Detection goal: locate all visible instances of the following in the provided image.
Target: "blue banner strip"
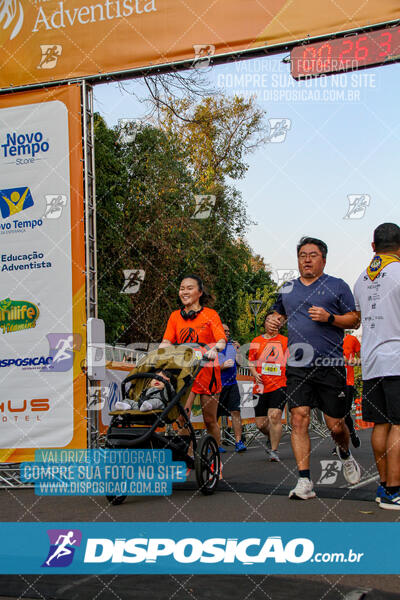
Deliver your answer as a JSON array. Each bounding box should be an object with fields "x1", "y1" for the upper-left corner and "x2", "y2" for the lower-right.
[{"x1": 0, "y1": 522, "x2": 399, "y2": 574}]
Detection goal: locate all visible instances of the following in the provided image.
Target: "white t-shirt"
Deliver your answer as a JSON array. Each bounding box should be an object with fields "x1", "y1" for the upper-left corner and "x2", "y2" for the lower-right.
[{"x1": 354, "y1": 260, "x2": 400, "y2": 379}]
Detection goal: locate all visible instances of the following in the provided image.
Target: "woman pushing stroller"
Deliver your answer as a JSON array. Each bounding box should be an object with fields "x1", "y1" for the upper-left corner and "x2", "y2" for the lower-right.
[{"x1": 159, "y1": 274, "x2": 227, "y2": 447}]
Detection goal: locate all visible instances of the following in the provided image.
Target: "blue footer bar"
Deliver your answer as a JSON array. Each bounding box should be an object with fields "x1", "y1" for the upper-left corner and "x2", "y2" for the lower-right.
[{"x1": 1, "y1": 522, "x2": 398, "y2": 574}]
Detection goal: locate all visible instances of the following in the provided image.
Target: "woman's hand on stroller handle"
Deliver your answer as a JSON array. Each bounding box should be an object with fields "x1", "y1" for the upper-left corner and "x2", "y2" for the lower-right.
[
  {"x1": 204, "y1": 347, "x2": 218, "y2": 361},
  {"x1": 204, "y1": 338, "x2": 226, "y2": 361}
]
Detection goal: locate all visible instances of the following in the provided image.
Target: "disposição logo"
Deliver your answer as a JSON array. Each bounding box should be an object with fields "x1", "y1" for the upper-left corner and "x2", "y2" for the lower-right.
[
  {"x1": 42, "y1": 529, "x2": 82, "y2": 568},
  {"x1": 0, "y1": 297, "x2": 39, "y2": 334}
]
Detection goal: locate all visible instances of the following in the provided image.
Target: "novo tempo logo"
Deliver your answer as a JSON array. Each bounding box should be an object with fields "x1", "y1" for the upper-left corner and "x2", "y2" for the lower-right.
[{"x1": 0, "y1": 187, "x2": 34, "y2": 219}]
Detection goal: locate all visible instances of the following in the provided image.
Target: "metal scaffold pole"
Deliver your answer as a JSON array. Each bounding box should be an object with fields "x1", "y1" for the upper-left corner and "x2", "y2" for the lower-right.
[
  {"x1": 81, "y1": 80, "x2": 100, "y2": 450},
  {"x1": 82, "y1": 81, "x2": 98, "y2": 320}
]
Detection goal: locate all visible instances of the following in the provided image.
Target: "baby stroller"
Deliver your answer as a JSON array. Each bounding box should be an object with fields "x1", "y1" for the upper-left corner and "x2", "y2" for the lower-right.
[{"x1": 105, "y1": 345, "x2": 221, "y2": 504}]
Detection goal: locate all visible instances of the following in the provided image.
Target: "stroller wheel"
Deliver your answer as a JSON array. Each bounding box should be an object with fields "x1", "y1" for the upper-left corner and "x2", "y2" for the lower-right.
[
  {"x1": 194, "y1": 434, "x2": 220, "y2": 495},
  {"x1": 106, "y1": 495, "x2": 127, "y2": 506}
]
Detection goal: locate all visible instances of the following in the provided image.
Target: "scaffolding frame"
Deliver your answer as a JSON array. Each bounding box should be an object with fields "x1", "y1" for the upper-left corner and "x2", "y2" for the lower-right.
[{"x1": 81, "y1": 81, "x2": 102, "y2": 451}]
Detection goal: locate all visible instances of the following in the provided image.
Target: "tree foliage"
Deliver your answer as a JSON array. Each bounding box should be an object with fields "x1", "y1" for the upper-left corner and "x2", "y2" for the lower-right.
[
  {"x1": 159, "y1": 95, "x2": 266, "y2": 188},
  {"x1": 95, "y1": 94, "x2": 276, "y2": 345}
]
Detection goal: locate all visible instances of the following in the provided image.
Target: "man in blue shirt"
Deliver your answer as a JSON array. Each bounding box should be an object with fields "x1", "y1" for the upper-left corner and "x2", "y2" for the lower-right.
[
  {"x1": 218, "y1": 324, "x2": 246, "y2": 453},
  {"x1": 271, "y1": 236, "x2": 361, "y2": 499}
]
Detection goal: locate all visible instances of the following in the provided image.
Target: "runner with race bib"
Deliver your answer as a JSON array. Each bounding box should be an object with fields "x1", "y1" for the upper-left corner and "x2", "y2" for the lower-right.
[{"x1": 249, "y1": 312, "x2": 288, "y2": 462}]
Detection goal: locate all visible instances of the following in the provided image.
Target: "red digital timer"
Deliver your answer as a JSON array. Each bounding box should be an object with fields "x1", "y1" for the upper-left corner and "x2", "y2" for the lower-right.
[{"x1": 291, "y1": 24, "x2": 400, "y2": 79}]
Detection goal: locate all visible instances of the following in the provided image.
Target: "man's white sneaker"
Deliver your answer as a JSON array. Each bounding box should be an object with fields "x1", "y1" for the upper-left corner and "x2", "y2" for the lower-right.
[
  {"x1": 289, "y1": 477, "x2": 316, "y2": 500},
  {"x1": 337, "y1": 448, "x2": 361, "y2": 484}
]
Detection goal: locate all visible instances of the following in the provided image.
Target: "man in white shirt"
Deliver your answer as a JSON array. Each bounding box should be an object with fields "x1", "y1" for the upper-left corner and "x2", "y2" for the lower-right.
[{"x1": 354, "y1": 222, "x2": 400, "y2": 510}]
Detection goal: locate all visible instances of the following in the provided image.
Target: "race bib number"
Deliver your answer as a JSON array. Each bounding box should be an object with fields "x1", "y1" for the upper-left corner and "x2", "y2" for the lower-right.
[{"x1": 261, "y1": 363, "x2": 281, "y2": 376}]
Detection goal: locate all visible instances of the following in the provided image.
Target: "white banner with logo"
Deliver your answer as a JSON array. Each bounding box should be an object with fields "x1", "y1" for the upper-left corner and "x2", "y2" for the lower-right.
[{"x1": 0, "y1": 100, "x2": 75, "y2": 448}]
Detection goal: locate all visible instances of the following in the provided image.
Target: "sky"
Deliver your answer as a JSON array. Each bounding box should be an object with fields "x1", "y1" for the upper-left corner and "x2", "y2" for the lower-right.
[{"x1": 93, "y1": 54, "x2": 400, "y2": 292}]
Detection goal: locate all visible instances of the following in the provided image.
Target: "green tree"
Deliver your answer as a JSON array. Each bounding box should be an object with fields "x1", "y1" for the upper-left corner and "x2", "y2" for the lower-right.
[
  {"x1": 159, "y1": 95, "x2": 266, "y2": 187},
  {"x1": 236, "y1": 284, "x2": 279, "y2": 344},
  {"x1": 94, "y1": 94, "x2": 275, "y2": 345},
  {"x1": 95, "y1": 114, "x2": 198, "y2": 343}
]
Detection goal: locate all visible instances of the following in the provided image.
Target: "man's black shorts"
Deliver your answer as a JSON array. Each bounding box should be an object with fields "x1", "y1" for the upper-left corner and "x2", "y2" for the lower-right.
[
  {"x1": 346, "y1": 385, "x2": 356, "y2": 412},
  {"x1": 362, "y1": 376, "x2": 400, "y2": 425},
  {"x1": 286, "y1": 366, "x2": 347, "y2": 419},
  {"x1": 254, "y1": 387, "x2": 287, "y2": 417},
  {"x1": 217, "y1": 383, "x2": 241, "y2": 417}
]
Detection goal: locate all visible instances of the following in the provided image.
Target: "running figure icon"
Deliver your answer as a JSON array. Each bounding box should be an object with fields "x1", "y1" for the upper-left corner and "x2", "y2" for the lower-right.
[
  {"x1": 52, "y1": 335, "x2": 74, "y2": 364},
  {"x1": 45, "y1": 531, "x2": 77, "y2": 567}
]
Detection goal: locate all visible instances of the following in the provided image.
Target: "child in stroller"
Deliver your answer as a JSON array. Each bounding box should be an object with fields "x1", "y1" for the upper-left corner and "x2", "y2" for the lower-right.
[
  {"x1": 105, "y1": 346, "x2": 221, "y2": 503},
  {"x1": 114, "y1": 369, "x2": 177, "y2": 412}
]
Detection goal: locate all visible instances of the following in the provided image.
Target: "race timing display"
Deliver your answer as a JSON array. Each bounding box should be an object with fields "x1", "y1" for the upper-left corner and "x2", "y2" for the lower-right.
[{"x1": 291, "y1": 24, "x2": 400, "y2": 79}]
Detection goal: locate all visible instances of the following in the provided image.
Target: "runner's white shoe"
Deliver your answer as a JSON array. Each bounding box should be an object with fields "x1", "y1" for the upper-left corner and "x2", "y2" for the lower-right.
[
  {"x1": 337, "y1": 448, "x2": 361, "y2": 484},
  {"x1": 268, "y1": 450, "x2": 280, "y2": 462},
  {"x1": 289, "y1": 477, "x2": 316, "y2": 500}
]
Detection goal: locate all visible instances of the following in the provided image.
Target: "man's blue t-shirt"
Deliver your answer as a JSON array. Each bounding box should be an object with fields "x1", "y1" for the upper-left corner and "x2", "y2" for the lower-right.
[
  {"x1": 218, "y1": 341, "x2": 237, "y2": 387},
  {"x1": 272, "y1": 273, "x2": 356, "y2": 367}
]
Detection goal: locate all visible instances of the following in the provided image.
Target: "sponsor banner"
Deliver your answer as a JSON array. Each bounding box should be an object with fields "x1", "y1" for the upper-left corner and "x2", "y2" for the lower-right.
[
  {"x1": 0, "y1": 85, "x2": 86, "y2": 460},
  {"x1": 0, "y1": 1, "x2": 399, "y2": 89},
  {"x1": 0, "y1": 522, "x2": 399, "y2": 574}
]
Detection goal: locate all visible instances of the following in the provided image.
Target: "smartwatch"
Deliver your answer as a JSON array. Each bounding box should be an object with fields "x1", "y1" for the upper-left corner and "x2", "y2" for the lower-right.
[{"x1": 327, "y1": 313, "x2": 335, "y2": 325}]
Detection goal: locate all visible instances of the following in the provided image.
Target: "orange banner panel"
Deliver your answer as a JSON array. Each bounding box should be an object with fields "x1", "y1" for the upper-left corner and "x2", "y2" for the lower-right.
[
  {"x1": 0, "y1": 84, "x2": 86, "y2": 462},
  {"x1": 0, "y1": 1, "x2": 400, "y2": 89}
]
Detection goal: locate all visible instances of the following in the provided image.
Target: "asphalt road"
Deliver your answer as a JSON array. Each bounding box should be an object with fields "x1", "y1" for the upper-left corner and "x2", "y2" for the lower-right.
[{"x1": 0, "y1": 429, "x2": 399, "y2": 598}]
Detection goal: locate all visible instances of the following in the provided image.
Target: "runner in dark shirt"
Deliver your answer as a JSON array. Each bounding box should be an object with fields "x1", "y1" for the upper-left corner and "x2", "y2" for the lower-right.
[{"x1": 270, "y1": 236, "x2": 361, "y2": 499}]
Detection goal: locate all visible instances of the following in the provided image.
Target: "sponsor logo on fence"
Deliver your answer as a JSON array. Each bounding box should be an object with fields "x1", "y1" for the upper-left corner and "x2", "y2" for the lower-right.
[
  {"x1": 1, "y1": 131, "x2": 50, "y2": 161},
  {"x1": 0, "y1": 398, "x2": 50, "y2": 423},
  {"x1": 41, "y1": 333, "x2": 82, "y2": 372},
  {"x1": 0, "y1": 186, "x2": 34, "y2": 218},
  {"x1": 0, "y1": 356, "x2": 52, "y2": 369},
  {"x1": 0, "y1": 298, "x2": 39, "y2": 334}
]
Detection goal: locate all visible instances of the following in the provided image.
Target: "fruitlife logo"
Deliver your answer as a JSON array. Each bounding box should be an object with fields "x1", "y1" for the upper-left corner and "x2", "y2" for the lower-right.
[{"x1": 0, "y1": 298, "x2": 39, "y2": 334}]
